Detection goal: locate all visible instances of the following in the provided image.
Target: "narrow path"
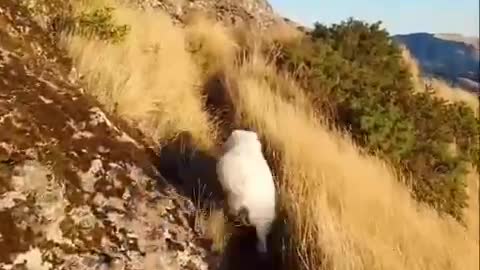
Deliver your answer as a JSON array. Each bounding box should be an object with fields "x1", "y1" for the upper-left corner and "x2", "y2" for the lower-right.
[{"x1": 148, "y1": 71, "x2": 283, "y2": 270}]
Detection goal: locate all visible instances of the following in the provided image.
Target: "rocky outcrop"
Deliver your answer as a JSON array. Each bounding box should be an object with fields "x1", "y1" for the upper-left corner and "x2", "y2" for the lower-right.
[
  {"x1": 133, "y1": 0, "x2": 279, "y2": 28},
  {"x1": 0, "y1": 1, "x2": 213, "y2": 269}
]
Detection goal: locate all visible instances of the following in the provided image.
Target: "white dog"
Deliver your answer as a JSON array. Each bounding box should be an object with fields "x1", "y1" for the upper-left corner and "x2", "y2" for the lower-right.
[{"x1": 216, "y1": 129, "x2": 276, "y2": 254}]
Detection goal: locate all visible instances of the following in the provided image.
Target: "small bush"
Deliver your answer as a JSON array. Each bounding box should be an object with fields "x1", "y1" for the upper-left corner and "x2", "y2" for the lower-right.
[{"x1": 57, "y1": 6, "x2": 130, "y2": 43}]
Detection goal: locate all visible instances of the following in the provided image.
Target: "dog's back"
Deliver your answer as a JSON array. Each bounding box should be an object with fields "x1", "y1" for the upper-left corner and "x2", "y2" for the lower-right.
[
  {"x1": 217, "y1": 129, "x2": 275, "y2": 208},
  {"x1": 217, "y1": 129, "x2": 276, "y2": 254}
]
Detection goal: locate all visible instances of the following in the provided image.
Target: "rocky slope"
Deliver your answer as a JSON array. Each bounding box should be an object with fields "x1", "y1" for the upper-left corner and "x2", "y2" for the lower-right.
[
  {"x1": 134, "y1": 0, "x2": 278, "y2": 28},
  {"x1": 0, "y1": 1, "x2": 221, "y2": 269}
]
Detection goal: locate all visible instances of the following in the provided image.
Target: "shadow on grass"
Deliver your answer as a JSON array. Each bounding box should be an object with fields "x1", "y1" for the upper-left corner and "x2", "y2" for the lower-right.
[
  {"x1": 151, "y1": 131, "x2": 225, "y2": 210},
  {"x1": 217, "y1": 216, "x2": 290, "y2": 270}
]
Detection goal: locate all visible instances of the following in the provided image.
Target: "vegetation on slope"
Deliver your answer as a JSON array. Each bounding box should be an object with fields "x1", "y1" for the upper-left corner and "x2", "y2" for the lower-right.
[
  {"x1": 54, "y1": 1, "x2": 479, "y2": 270},
  {"x1": 62, "y1": 2, "x2": 216, "y2": 149},
  {"x1": 276, "y1": 18, "x2": 479, "y2": 221},
  {"x1": 230, "y1": 53, "x2": 478, "y2": 270}
]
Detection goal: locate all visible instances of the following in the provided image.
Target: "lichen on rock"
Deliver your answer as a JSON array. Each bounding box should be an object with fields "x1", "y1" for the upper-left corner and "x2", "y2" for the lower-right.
[{"x1": 0, "y1": 1, "x2": 213, "y2": 269}]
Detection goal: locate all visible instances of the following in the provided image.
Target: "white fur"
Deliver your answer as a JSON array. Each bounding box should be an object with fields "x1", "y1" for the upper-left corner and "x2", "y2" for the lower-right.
[{"x1": 216, "y1": 129, "x2": 276, "y2": 254}]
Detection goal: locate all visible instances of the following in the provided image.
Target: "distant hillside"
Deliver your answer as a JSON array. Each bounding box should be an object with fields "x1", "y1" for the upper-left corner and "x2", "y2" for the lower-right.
[
  {"x1": 393, "y1": 32, "x2": 479, "y2": 93},
  {"x1": 435, "y1": 33, "x2": 479, "y2": 50}
]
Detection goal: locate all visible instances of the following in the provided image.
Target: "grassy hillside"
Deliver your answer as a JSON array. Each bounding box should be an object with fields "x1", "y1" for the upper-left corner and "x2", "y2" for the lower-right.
[
  {"x1": 279, "y1": 19, "x2": 479, "y2": 221},
  {"x1": 55, "y1": 1, "x2": 478, "y2": 270}
]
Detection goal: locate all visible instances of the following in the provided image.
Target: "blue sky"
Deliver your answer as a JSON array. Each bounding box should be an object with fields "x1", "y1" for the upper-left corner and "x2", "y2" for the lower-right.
[{"x1": 269, "y1": 0, "x2": 479, "y2": 37}]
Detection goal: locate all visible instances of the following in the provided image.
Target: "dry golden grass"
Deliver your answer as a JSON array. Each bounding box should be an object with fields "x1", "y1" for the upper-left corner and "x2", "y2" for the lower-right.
[
  {"x1": 266, "y1": 21, "x2": 304, "y2": 44},
  {"x1": 428, "y1": 79, "x2": 479, "y2": 116},
  {"x1": 464, "y1": 166, "x2": 479, "y2": 244},
  {"x1": 184, "y1": 12, "x2": 239, "y2": 78},
  {"x1": 190, "y1": 179, "x2": 229, "y2": 253},
  {"x1": 231, "y1": 19, "x2": 302, "y2": 54},
  {"x1": 401, "y1": 46, "x2": 422, "y2": 86},
  {"x1": 62, "y1": 2, "x2": 215, "y2": 148},
  {"x1": 229, "y1": 53, "x2": 479, "y2": 270},
  {"x1": 204, "y1": 209, "x2": 229, "y2": 253}
]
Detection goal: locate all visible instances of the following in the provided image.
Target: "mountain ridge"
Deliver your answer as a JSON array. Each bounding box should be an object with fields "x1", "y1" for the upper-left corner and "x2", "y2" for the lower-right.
[{"x1": 393, "y1": 32, "x2": 479, "y2": 93}]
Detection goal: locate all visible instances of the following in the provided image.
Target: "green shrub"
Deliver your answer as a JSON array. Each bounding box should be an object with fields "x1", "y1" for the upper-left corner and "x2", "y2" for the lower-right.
[
  {"x1": 54, "y1": 6, "x2": 130, "y2": 43},
  {"x1": 274, "y1": 18, "x2": 479, "y2": 222}
]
